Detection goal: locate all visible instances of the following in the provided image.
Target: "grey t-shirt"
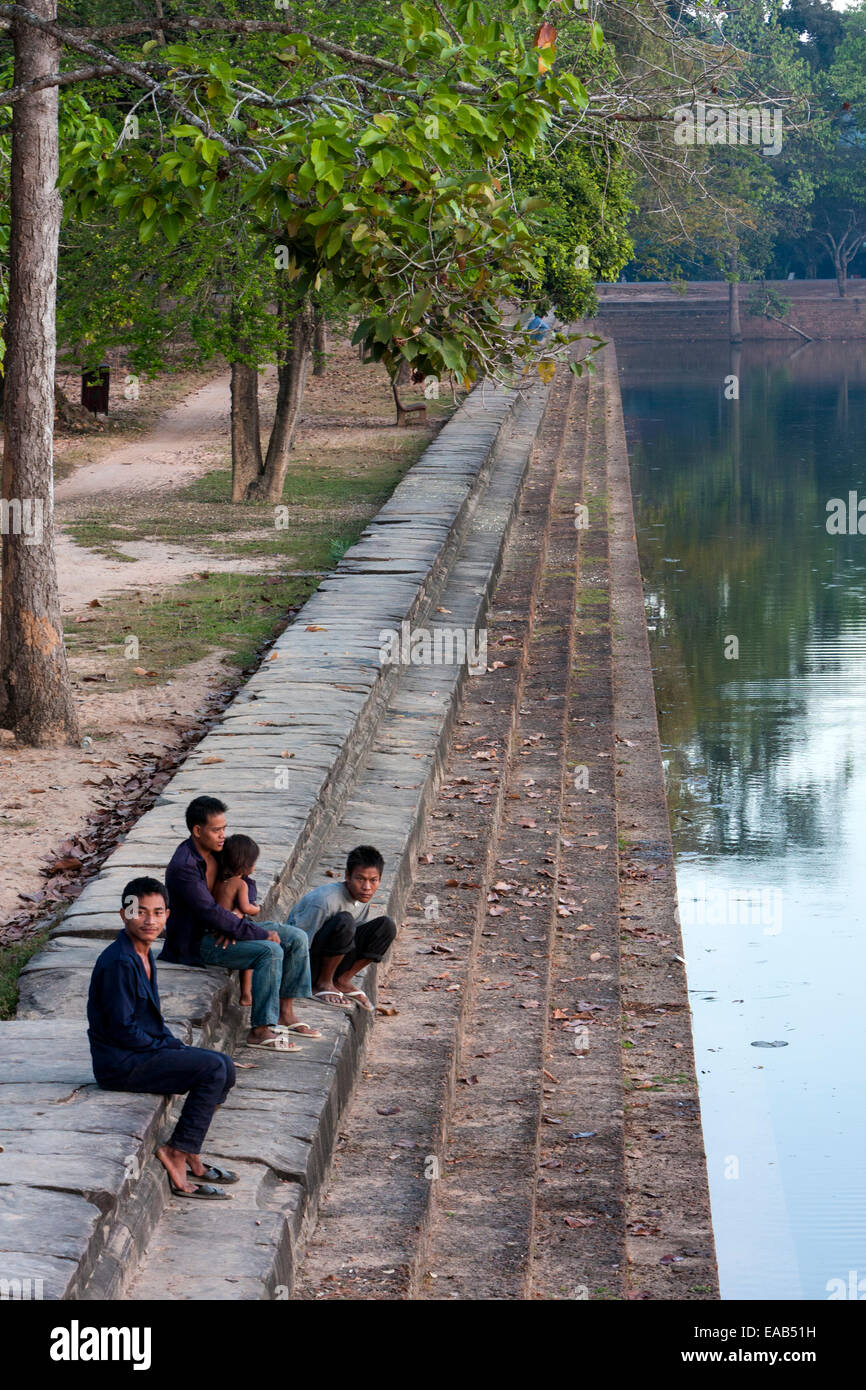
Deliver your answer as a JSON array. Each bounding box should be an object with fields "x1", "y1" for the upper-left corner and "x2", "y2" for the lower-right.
[{"x1": 286, "y1": 881, "x2": 371, "y2": 944}]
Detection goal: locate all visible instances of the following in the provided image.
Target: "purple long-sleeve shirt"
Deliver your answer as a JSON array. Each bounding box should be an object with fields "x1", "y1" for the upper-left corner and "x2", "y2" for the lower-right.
[{"x1": 161, "y1": 837, "x2": 269, "y2": 966}]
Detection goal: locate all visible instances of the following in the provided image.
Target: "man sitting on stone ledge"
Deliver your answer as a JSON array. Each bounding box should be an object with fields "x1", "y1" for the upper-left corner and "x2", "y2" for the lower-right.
[
  {"x1": 162, "y1": 796, "x2": 315, "y2": 1051},
  {"x1": 86, "y1": 876, "x2": 237, "y2": 1201},
  {"x1": 286, "y1": 845, "x2": 397, "y2": 1012}
]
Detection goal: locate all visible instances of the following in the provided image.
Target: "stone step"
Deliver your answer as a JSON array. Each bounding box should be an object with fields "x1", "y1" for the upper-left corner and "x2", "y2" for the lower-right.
[
  {"x1": 416, "y1": 364, "x2": 590, "y2": 1300},
  {"x1": 123, "y1": 379, "x2": 553, "y2": 1301},
  {"x1": 526, "y1": 344, "x2": 626, "y2": 1300},
  {"x1": 604, "y1": 345, "x2": 718, "y2": 1299},
  {"x1": 0, "y1": 378, "x2": 538, "y2": 1301},
  {"x1": 291, "y1": 362, "x2": 592, "y2": 1300}
]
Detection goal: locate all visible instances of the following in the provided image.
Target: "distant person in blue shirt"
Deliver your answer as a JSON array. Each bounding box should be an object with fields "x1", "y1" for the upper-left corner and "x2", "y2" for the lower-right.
[
  {"x1": 87, "y1": 877, "x2": 237, "y2": 1200},
  {"x1": 526, "y1": 313, "x2": 549, "y2": 343},
  {"x1": 286, "y1": 846, "x2": 396, "y2": 1012}
]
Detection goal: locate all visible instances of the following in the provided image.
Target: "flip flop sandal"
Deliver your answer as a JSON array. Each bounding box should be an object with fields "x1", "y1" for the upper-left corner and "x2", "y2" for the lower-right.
[
  {"x1": 343, "y1": 989, "x2": 374, "y2": 1013},
  {"x1": 170, "y1": 1181, "x2": 231, "y2": 1201},
  {"x1": 273, "y1": 1023, "x2": 323, "y2": 1038},
  {"x1": 194, "y1": 1164, "x2": 239, "y2": 1185},
  {"x1": 246, "y1": 1034, "x2": 302, "y2": 1052},
  {"x1": 314, "y1": 989, "x2": 351, "y2": 1008}
]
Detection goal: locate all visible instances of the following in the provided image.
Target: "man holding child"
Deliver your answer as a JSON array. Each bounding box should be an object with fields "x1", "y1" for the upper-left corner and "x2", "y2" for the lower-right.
[{"x1": 161, "y1": 796, "x2": 316, "y2": 1051}]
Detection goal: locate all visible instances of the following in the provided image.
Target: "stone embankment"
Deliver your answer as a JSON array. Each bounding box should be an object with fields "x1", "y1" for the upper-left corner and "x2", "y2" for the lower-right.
[
  {"x1": 597, "y1": 278, "x2": 866, "y2": 340},
  {"x1": 293, "y1": 345, "x2": 718, "y2": 1302},
  {"x1": 0, "y1": 344, "x2": 717, "y2": 1301}
]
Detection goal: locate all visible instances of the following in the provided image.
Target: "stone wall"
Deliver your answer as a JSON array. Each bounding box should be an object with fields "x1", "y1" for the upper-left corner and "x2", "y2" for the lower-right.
[{"x1": 595, "y1": 280, "x2": 866, "y2": 341}]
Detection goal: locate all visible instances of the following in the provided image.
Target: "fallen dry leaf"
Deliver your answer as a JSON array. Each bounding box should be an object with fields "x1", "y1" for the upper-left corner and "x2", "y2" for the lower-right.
[{"x1": 46, "y1": 856, "x2": 82, "y2": 874}]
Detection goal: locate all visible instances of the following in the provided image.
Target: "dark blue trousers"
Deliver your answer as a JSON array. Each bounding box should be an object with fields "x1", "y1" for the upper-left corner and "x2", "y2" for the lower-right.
[
  {"x1": 100, "y1": 1046, "x2": 235, "y2": 1155},
  {"x1": 309, "y1": 911, "x2": 397, "y2": 981}
]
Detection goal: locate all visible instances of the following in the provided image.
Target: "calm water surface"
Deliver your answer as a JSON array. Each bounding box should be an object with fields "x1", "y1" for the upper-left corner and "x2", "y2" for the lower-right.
[{"x1": 618, "y1": 339, "x2": 866, "y2": 1301}]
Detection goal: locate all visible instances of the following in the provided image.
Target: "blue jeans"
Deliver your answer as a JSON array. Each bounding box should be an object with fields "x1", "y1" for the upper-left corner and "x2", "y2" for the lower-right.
[{"x1": 198, "y1": 922, "x2": 311, "y2": 1029}]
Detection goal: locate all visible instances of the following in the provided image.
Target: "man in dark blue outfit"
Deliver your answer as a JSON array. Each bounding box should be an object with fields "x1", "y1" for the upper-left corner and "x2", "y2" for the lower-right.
[{"x1": 87, "y1": 876, "x2": 237, "y2": 1200}]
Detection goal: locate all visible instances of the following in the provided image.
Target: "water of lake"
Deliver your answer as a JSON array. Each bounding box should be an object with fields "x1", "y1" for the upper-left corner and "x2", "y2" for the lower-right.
[{"x1": 618, "y1": 337, "x2": 866, "y2": 1302}]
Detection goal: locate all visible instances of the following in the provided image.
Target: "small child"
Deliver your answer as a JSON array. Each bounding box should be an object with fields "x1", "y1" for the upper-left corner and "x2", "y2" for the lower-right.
[{"x1": 214, "y1": 834, "x2": 261, "y2": 1007}]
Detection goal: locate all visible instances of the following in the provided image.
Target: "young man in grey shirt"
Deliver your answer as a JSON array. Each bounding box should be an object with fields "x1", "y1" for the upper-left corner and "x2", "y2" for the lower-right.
[{"x1": 286, "y1": 845, "x2": 396, "y2": 1012}]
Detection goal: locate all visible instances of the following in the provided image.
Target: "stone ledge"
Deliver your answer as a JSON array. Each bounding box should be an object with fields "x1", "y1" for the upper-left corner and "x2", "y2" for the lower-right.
[{"x1": 0, "y1": 378, "x2": 544, "y2": 1300}]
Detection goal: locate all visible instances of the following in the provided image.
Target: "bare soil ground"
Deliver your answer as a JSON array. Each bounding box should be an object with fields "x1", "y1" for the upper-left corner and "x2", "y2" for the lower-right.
[{"x1": 0, "y1": 343, "x2": 449, "y2": 950}]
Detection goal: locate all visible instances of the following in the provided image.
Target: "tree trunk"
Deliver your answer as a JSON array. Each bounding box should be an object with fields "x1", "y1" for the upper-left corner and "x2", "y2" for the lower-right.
[
  {"x1": 835, "y1": 251, "x2": 846, "y2": 298},
  {"x1": 312, "y1": 308, "x2": 327, "y2": 377},
  {"x1": 54, "y1": 380, "x2": 96, "y2": 430},
  {"x1": 230, "y1": 360, "x2": 263, "y2": 502},
  {"x1": 728, "y1": 250, "x2": 742, "y2": 344},
  {"x1": 0, "y1": 2, "x2": 79, "y2": 746},
  {"x1": 247, "y1": 305, "x2": 314, "y2": 504}
]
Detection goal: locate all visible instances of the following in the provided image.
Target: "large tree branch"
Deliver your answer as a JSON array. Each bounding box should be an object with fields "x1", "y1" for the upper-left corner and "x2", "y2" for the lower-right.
[
  {"x1": 0, "y1": 4, "x2": 262, "y2": 167},
  {"x1": 1, "y1": 10, "x2": 490, "y2": 96},
  {"x1": 0, "y1": 61, "x2": 165, "y2": 105}
]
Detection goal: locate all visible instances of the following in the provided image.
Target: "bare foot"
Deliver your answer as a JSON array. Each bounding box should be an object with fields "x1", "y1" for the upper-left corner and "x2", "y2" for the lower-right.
[
  {"x1": 156, "y1": 1144, "x2": 196, "y2": 1194},
  {"x1": 247, "y1": 1025, "x2": 279, "y2": 1045}
]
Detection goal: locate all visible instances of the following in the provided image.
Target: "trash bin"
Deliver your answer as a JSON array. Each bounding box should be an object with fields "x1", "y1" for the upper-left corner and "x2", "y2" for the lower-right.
[{"x1": 81, "y1": 364, "x2": 110, "y2": 414}]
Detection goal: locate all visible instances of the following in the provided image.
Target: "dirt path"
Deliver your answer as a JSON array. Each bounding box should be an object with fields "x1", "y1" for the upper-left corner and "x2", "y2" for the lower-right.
[
  {"x1": 1, "y1": 345, "x2": 446, "y2": 964},
  {"x1": 54, "y1": 367, "x2": 256, "y2": 611},
  {"x1": 53, "y1": 533, "x2": 284, "y2": 614},
  {"x1": 3, "y1": 375, "x2": 247, "y2": 928},
  {"x1": 55, "y1": 371, "x2": 233, "y2": 503}
]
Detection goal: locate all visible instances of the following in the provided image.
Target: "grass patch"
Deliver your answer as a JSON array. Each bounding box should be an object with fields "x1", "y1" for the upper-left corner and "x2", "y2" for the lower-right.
[
  {"x1": 64, "y1": 446, "x2": 423, "y2": 562},
  {"x1": 0, "y1": 929, "x2": 50, "y2": 1020},
  {"x1": 183, "y1": 448, "x2": 414, "y2": 510},
  {"x1": 61, "y1": 390, "x2": 453, "y2": 686},
  {"x1": 63, "y1": 534, "x2": 358, "y2": 686}
]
